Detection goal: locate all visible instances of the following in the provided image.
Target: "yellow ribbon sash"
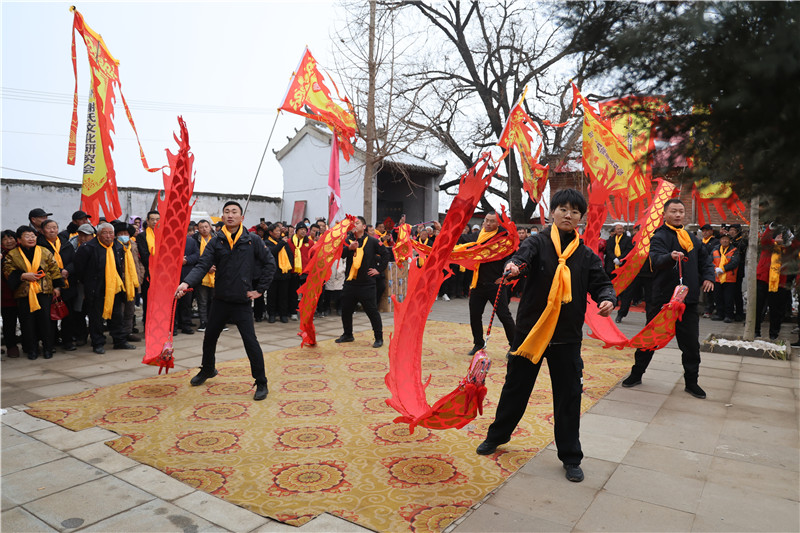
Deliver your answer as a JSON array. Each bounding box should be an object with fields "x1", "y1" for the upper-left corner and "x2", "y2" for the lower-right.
[
  {"x1": 145, "y1": 227, "x2": 156, "y2": 255},
  {"x1": 121, "y1": 241, "x2": 139, "y2": 300},
  {"x1": 768, "y1": 246, "x2": 781, "y2": 292},
  {"x1": 199, "y1": 236, "x2": 216, "y2": 287},
  {"x1": 19, "y1": 247, "x2": 43, "y2": 312},
  {"x1": 292, "y1": 234, "x2": 304, "y2": 274},
  {"x1": 452, "y1": 228, "x2": 498, "y2": 288},
  {"x1": 99, "y1": 241, "x2": 124, "y2": 319},
  {"x1": 716, "y1": 245, "x2": 729, "y2": 283},
  {"x1": 48, "y1": 238, "x2": 69, "y2": 289},
  {"x1": 512, "y1": 225, "x2": 580, "y2": 364},
  {"x1": 614, "y1": 234, "x2": 622, "y2": 257},
  {"x1": 269, "y1": 237, "x2": 292, "y2": 274},
  {"x1": 347, "y1": 235, "x2": 368, "y2": 280},
  {"x1": 665, "y1": 223, "x2": 694, "y2": 252},
  {"x1": 221, "y1": 225, "x2": 243, "y2": 250}
]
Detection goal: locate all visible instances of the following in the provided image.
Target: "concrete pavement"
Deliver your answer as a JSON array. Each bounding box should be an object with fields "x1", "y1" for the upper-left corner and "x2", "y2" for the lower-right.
[{"x1": 2, "y1": 298, "x2": 798, "y2": 532}]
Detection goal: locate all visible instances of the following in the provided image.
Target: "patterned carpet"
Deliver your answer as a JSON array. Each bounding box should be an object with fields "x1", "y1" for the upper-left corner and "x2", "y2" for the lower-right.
[{"x1": 26, "y1": 322, "x2": 632, "y2": 532}]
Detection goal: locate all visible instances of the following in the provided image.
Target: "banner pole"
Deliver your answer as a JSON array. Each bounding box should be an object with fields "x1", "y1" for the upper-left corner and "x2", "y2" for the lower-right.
[{"x1": 244, "y1": 111, "x2": 281, "y2": 216}]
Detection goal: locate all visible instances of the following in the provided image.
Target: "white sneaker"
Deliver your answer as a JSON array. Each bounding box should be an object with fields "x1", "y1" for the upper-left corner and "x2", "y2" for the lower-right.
[
  {"x1": 291, "y1": 314, "x2": 298, "y2": 321},
  {"x1": 442, "y1": 294, "x2": 450, "y2": 301}
]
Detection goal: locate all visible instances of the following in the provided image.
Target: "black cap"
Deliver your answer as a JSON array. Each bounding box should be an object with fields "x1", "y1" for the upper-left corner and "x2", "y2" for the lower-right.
[
  {"x1": 113, "y1": 221, "x2": 129, "y2": 235},
  {"x1": 730, "y1": 223, "x2": 742, "y2": 230},
  {"x1": 295, "y1": 222, "x2": 308, "y2": 232},
  {"x1": 71, "y1": 210, "x2": 91, "y2": 221},
  {"x1": 28, "y1": 208, "x2": 52, "y2": 218},
  {"x1": 700, "y1": 224, "x2": 712, "y2": 231}
]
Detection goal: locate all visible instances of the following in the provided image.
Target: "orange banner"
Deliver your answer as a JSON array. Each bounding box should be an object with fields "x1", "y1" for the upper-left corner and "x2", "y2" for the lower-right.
[
  {"x1": 280, "y1": 48, "x2": 357, "y2": 161},
  {"x1": 497, "y1": 93, "x2": 549, "y2": 204}
]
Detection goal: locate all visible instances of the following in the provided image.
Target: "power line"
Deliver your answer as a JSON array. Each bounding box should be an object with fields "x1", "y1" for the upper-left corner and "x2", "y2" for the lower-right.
[
  {"x1": 1, "y1": 129, "x2": 262, "y2": 145},
  {"x1": 1, "y1": 167, "x2": 82, "y2": 183}
]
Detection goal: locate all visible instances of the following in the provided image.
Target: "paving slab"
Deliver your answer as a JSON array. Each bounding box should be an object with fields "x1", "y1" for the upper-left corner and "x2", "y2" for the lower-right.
[
  {"x1": 68, "y1": 441, "x2": 141, "y2": 474},
  {"x1": 695, "y1": 482, "x2": 800, "y2": 533},
  {"x1": 1, "y1": 424, "x2": 36, "y2": 450},
  {"x1": 603, "y1": 463, "x2": 704, "y2": 513},
  {"x1": 173, "y1": 489, "x2": 269, "y2": 531},
  {"x1": 707, "y1": 455, "x2": 800, "y2": 501},
  {"x1": 714, "y1": 432, "x2": 800, "y2": 471},
  {"x1": 1, "y1": 439, "x2": 68, "y2": 475},
  {"x1": 29, "y1": 425, "x2": 118, "y2": 451},
  {"x1": 621, "y1": 441, "x2": 712, "y2": 481},
  {"x1": 516, "y1": 448, "x2": 619, "y2": 491},
  {"x1": 579, "y1": 412, "x2": 648, "y2": 441},
  {"x1": 2, "y1": 457, "x2": 106, "y2": 505},
  {"x1": 78, "y1": 498, "x2": 216, "y2": 532},
  {"x1": 1, "y1": 409, "x2": 56, "y2": 433},
  {"x1": 22, "y1": 475, "x2": 155, "y2": 531},
  {"x1": 115, "y1": 464, "x2": 197, "y2": 501},
  {"x1": 452, "y1": 502, "x2": 572, "y2": 533},
  {"x1": 1, "y1": 506, "x2": 58, "y2": 532},
  {"x1": 574, "y1": 490, "x2": 695, "y2": 532}
]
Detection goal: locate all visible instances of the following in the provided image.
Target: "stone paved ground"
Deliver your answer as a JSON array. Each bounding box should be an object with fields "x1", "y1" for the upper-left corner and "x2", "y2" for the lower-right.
[{"x1": 2, "y1": 298, "x2": 798, "y2": 532}]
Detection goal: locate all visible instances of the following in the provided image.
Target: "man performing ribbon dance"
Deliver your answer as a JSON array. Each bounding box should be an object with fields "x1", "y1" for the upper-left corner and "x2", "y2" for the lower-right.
[{"x1": 476, "y1": 189, "x2": 616, "y2": 483}]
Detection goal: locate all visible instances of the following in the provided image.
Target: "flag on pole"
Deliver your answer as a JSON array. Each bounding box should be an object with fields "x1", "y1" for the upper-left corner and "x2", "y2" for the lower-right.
[
  {"x1": 67, "y1": 7, "x2": 159, "y2": 221},
  {"x1": 279, "y1": 47, "x2": 357, "y2": 161}
]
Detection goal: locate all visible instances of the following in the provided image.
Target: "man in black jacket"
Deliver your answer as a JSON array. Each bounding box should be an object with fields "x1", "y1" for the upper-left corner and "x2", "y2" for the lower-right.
[
  {"x1": 176, "y1": 201, "x2": 276, "y2": 401},
  {"x1": 73, "y1": 222, "x2": 136, "y2": 354},
  {"x1": 137, "y1": 210, "x2": 159, "y2": 327},
  {"x1": 476, "y1": 189, "x2": 616, "y2": 484},
  {"x1": 622, "y1": 198, "x2": 715, "y2": 399},
  {"x1": 604, "y1": 223, "x2": 633, "y2": 276},
  {"x1": 464, "y1": 212, "x2": 516, "y2": 355},
  {"x1": 335, "y1": 216, "x2": 389, "y2": 348},
  {"x1": 264, "y1": 223, "x2": 292, "y2": 323},
  {"x1": 174, "y1": 232, "x2": 199, "y2": 334}
]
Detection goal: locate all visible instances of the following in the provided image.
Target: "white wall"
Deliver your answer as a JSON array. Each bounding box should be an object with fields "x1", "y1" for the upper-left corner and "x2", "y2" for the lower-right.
[
  {"x1": 278, "y1": 132, "x2": 369, "y2": 223},
  {"x1": 0, "y1": 179, "x2": 280, "y2": 230}
]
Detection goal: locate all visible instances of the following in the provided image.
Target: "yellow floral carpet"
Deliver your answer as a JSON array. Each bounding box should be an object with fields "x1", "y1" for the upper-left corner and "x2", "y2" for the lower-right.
[{"x1": 26, "y1": 322, "x2": 632, "y2": 532}]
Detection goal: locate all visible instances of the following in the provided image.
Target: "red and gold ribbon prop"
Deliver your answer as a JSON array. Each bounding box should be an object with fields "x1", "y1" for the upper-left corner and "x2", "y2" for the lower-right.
[
  {"x1": 409, "y1": 206, "x2": 519, "y2": 271},
  {"x1": 586, "y1": 259, "x2": 689, "y2": 352},
  {"x1": 691, "y1": 178, "x2": 748, "y2": 227},
  {"x1": 67, "y1": 7, "x2": 159, "y2": 221},
  {"x1": 279, "y1": 47, "x2": 357, "y2": 161},
  {"x1": 580, "y1": 182, "x2": 609, "y2": 255},
  {"x1": 385, "y1": 154, "x2": 502, "y2": 432},
  {"x1": 142, "y1": 118, "x2": 195, "y2": 373},
  {"x1": 392, "y1": 223, "x2": 414, "y2": 268},
  {"x1": 296, "y1": 216, "x2": 355, "y2": 347},
  {"x1": 497, "y1": 88, "x2": 550, "y2": 224},
  {"x1": 610, "y1": 179, "x2": 678, "y2": 295}
]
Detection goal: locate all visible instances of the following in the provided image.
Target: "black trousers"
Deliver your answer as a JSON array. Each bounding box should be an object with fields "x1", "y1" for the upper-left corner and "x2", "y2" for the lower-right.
[
  {"x1": 175, "y1": 292, "x2": 194, "y2": 329},
  {"x1": 469, "y1": 283, "x2": 515, "y2": 347},
  {"x1": 290, "y1": 274, "x2": 307, "y2": 314},
  {"x1": 86, "y1": 293, "x2": 125, "y2": 347},
  {"x1": 733, "y1": 272, "x2": 745, "y2": 318},
  {"x1": 341, "y1": 282, "x2": 382, "y2": 338},
  {"x1": 16, "y1": 294, "x2": 53, "y2": 355},
  {"x1": 267, "y1": 277, "x2": 290, "y2": 318},
  {"x1": 714, "y1": 282, "x2": 735, "y2": 320},
  {"x1": 201, "y1": 299, "x2": 266, "y2": 384},
  {"x1": 631, "y1": 303, "x2": 702, "y2": 384},
  {"x1": 140, "y1": 279, "x2": 150, "y2": 325},
  {"x1": 1, "y1": 306, "x2": 19, "y2": 349},
  {"x1": 617, "y1": 275, "x2": 643, "y2": 318},
  {"x1": 486, "y1": 344, "x2": 584, "y2": 466},
  {"x1": 755, "y1": 280, "x2": 787, "y2": 338}
]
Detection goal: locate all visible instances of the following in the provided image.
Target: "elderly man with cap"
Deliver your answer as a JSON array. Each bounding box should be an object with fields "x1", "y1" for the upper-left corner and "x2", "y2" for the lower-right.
[
  {"x1": 59, "y1": 211, "x2": 92, "y2": 242},
  {"x1": 74, "y1": 222, "x2": 136, "y2": 354},
  {"x1": 68, "y1": 223, "x2": 96, "y2": 345},
  {"x1": 114, "y1": 222, "x2": 143, "y2": 342},
  {"x1": 28, "y1": 208, "x2": 52, "y2": 236}
]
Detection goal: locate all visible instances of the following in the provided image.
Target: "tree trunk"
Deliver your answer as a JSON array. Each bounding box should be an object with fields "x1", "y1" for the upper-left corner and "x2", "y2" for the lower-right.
[
  {"x1": 743, "y1": 195, "x2": 759, "y2": 341},
  {"x1": 504, "y1": 155, "x2": 524, "y2": 222},
  {"x1": 362, "y1": 0, "x2": 377, "y2": 223}
]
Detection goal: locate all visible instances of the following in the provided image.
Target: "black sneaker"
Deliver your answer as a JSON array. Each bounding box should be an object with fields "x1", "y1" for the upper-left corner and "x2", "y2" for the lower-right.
[
  {"x1": 197, "y1": 322, "x2": 207, "y2": 332},
  {"x1": 564, "y1": 464, "x2": 584, "y2": 482},
  {"x1": 467, "y1": 345, "x2": 482, "y2": 356},
  {"x1": 476, "y1": 439, "x2": 508, "y2": 455},
  {"x1": 267, "y1": 315, "x2": 276, "y2": 323},
  {"x1": 335, "y1": 334, "x2": 355, "y2": 343},
  {"x1": 622, "y1": 375, "x2": 642, "y2": 388},
  {"x1": 373, "y1": 338, "x2": 383, "y2": 348},
  {"x1": 190, "y1": 368, "x2": 218, "y2": 386},
  {"x1": 254, "y1": 381, "x2": 268, "y2": 401},
  {"x1": 685, "y1": 383, "x2": 706, "y2": 399}
]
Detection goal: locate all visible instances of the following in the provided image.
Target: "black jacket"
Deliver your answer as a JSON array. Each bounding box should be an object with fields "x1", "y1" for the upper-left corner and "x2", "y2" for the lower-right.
[
  {"x1": 510, "y1": 226, "x2": 616, "y2": 344},
  {"x1": 38, "y1": 234, "x2": 77, "y2": 299},
  {"x1": 604, "y1": 233, "x2": 634, "y2": 274},
  {"x1": 73, "y1": 238, "x2": 126, "y2": 301},
  {"x1": 180, "y1": 235, "x2": 200, "y2": 281},
  {"x1": 264, "y1": 236, "x2": 291, "y2": 280},
  {"x1": 342, "y1": 233, "x2": 389, "y2": 285},
  {"x1": 464, "y1": 229, "x2": 514, "y2": 285},
  {"x1": 183, "y1": 226, "x2": 276, "y2": 303},
  {"x1": 649, "y1": 225, "x2": 715, "y2": 306}
]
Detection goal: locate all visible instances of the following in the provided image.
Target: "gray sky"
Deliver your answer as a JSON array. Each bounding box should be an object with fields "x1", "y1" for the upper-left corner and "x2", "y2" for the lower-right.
[{"x1": 1, "y1": 1, "x2": 342, "y2": 200}]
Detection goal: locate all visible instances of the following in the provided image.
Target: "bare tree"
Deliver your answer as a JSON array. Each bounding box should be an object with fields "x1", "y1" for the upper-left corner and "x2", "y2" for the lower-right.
[{"x1": 389, "y1": 0, "x2": 637, "y2": 221}]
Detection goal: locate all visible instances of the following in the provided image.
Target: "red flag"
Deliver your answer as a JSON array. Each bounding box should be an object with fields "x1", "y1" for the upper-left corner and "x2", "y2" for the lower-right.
[
  {"x1": 280, "y1": 48, "x2": 357, "y2": 161},
  {"x1": 328, "y1": 136, "x2": 342, "y2": 224}
]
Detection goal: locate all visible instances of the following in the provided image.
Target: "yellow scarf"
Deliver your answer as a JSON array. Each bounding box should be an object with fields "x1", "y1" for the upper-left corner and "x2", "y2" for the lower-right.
[
  {"x1": 665, "y1": 223, "x2": 694, "y2": 252},
  {"x1": 48, "y1": 237, "x2": 68, "y2": 289},
  {"x1": 145, "y1": 227, "x2": 156, "y2": 256},
  {"x1": 292, "y1": 234, "x2": 305, "y2": 274},
  {"x1": 269, "y1": 237, "x2": 292, "y2": 274},
  {"x1": 347, "y1": 234, "x2": 368, "y2": 280},
  {"x1": 120, "y1": 240, "x2": 139, "y2": 300},
  {"x1": 19, "y1": 247, "x2": 43, "y2": 312},
  {"x1": 99, "y1": 241, "x2": 124, "y2": 319},
  {"x1": 453, "y1": 228, "x2": 498, "y2": 288},
  {"x1": 614, "y1": 234, "x2": 622, "y2": 257},
  {"x1": 221, "y1": 224, "x2": 243, "y2": 250},
  {"x1": 717, "y1": 245, "x2": 729, "y2": 283},
  {"x1": 702, "y1": 235, "x2": 712, "y2": 245},
  {"x1": 417, "y1": 236, "x2": 429, "y2": 268},
  {"x1": 512, "y1": 225, "x2": 580, "y2": 364},
  {"x1": 768, "y1": 245, "x2": 781, "y2": 292},
  {"x1": 199, "y1": 236, "x2": 216, "y2": 287}
]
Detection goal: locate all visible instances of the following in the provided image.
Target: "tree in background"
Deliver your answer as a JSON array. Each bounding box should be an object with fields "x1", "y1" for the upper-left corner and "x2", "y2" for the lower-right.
[{"x1": 563, "y1": 1, "x2": 800, "y2": 223}]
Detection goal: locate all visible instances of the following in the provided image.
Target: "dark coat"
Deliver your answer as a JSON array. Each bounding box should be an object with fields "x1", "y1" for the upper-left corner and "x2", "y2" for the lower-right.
[
  {"x1": 342, "y1": 233, "x2": 389, "y2": 285},
  {"x1": 509, "y1": 226, "x2": 616, "y2": 345},
  {"x1": 180, "y1": 235, "x2": 200, "y2": 281},
  {"x1": 604, "y1": 233, "x2": 634, "y2": 274},
  {"x1": 183, "y1": 227, "x2": 276, "y2": 304},
  {"x1": 73, "y1": 238, "x2": 126, "y2": 301},
  {"x1": 137, "y1": 228, "x2": 155, "y2": 283},
  {"x1": 649, "y1": 225, "x2": 715, "y2": 306},
  {"x1": 38, "y1": 235, "x2": 77, "y2": 299},
  {"x1": 264, "y1": 236, "x2": 292, "y2": 280}
]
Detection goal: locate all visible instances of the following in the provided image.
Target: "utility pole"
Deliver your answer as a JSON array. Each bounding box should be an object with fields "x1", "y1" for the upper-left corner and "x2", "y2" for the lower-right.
[
  {"x1": 362, "y1": 0, "x2": 377, "y2": 223},
  {"x1": 743, "y1": 195, "x2": 759, "y2": 341}
]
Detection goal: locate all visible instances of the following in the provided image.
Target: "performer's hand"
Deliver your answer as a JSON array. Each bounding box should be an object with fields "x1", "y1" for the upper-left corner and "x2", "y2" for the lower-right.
[
  {"x1": 209, "y1": 265, "x2": 216, "y2": 273},
  {"x1": 61, "y1": 269, "x2": 69, "y2": 279},
  {"x1": 504, "y1": 262, "x2": 520, "y2": 279},
  {"x1": 53, "y1": 288, "x2": 60, "y2": 298},
  {"x1": 367, "y1": 268, "x2": 379, "y2": 277},
  {"x1": 348, "y1": 240, "x2": 358, "y2": 250},
  {"x1": 183, "y1": 256, "x2": 187, "y2": 265},
  {"x1": 671, "y1": 251, "x2": 685, "y2": 261},
  {"x1": 246, "y1": 290, "x2": 262, "y2": 300},
  {"x1": 702, "y1": 280, "x2": 714, "y2": 292},
  {"x1": 175, "y1": 282, "x2": 189, "y2": 298},
  {"x1": 20, "y1": 272, "x2": 39, "y2": 282},
  {"x1": 597, "y1": 300, "x2": 613, "y2": 317}
]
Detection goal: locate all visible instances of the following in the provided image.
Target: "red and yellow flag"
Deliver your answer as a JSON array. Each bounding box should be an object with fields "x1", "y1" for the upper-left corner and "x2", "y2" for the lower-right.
[
  {"x1": 497, "y1": 90, "x2": 549, "y2": 205},
  {"x1": 280, "y1": 48, "x2": 357, "y2": 161},
  {"x1": 67, "y1": 8, "x2": 158, "y2": 221}
]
